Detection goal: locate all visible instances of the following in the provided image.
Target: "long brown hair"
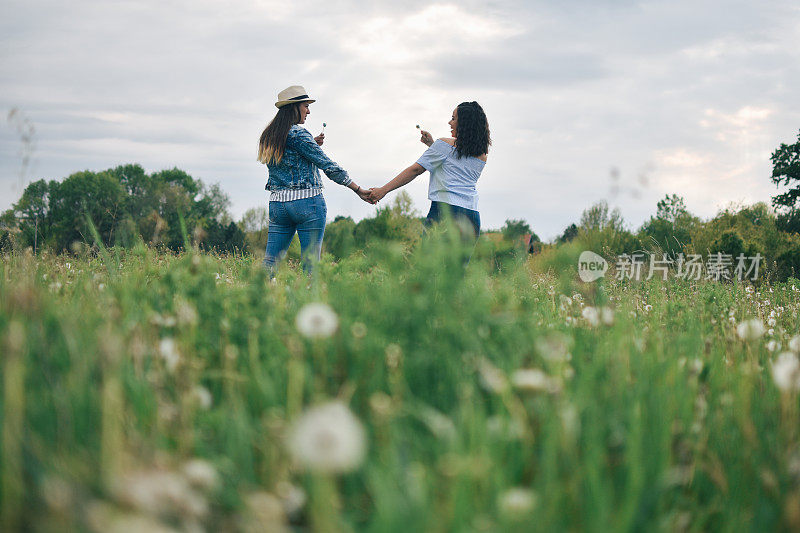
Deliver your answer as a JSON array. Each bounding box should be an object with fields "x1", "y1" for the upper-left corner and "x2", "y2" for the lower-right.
[
  {"x1": 257, "y1": 103, "x2": 301, "y2": 164},
  {"x1": 454, "y1": 101, "x2": 490, "y2": 158}
]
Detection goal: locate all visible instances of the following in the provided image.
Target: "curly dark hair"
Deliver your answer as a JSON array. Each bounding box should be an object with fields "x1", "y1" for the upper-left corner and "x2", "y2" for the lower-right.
[{"x1": 454, "y1": 101, "x2": 491, "y2": 158}]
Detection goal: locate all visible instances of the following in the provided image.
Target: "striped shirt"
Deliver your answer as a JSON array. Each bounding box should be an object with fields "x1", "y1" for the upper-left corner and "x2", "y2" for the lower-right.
[{"x1": 269, "y1": 187, "x2": 323, "y2": 202}]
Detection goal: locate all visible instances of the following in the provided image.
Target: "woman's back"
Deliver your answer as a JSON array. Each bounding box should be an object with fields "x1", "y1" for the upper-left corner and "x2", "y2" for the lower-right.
[{"x1": 417, "y1": 138, "x2": 486, "y2": 211}]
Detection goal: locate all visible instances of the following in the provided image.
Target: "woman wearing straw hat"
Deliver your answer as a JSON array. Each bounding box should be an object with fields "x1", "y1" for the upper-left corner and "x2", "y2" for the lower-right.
[
  {"x1": 367, "y1": 101, "x2": 490, "y2": 238},
  {"x1": 258, "y1": 85, "x2": 372, "y2": 274}
]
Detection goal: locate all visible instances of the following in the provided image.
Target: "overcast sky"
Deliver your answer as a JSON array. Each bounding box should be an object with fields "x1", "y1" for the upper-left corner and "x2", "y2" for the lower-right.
[{"x1": 2, "y1": 0, "x2": 799, "y2": 239}]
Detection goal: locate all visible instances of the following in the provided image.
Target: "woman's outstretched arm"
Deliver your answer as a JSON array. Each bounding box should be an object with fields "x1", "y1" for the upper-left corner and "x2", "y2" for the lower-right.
[{"x1": 368, "y1": 163, "x2": 426, "y2": 203}]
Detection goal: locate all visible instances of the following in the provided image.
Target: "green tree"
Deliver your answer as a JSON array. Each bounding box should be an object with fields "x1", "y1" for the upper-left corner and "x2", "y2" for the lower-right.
[
  {"x1": 557, "y1": 223, "x2": 578, "y2": 244},
  {"x1": 639, "y1": 194, "x2": 699, "y2": 256},
  {"x1": 501, "y1": 219, "x2": 534, "y2": 243},
  {"x1": 240, "y1": 206, "x2": 269, "y2": 253},
  {"x1": 324, "y1": 216, "x2": 357, "y2": 260},
  {"x1": 770, "y1": 129, "x2": 800, "y2": 212},
  {"x1": 47, "y1": 170, "x2": 126, "y2": 251},
  {"x1": 577, "y1": 200, "x2": 638, "y2": 255}
]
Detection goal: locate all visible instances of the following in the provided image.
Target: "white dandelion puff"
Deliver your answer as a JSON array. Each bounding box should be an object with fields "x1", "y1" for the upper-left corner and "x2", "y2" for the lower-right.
[
  {"x1": 581, "y1": 306, "x2": 600, "y2": 327},
  {"x1": 600, "y1": 306, "x2": 615, "y2": 326},
  {"x1": 158, "y1": 338, "x2": 181, "y2": 372},
  {"x1": 477, "y1": 359, "x2": 509, "y2": 393},
  {"x1": 182, "y1": 459, "x2": 218, "y2": 492},
  {"x1": 771, "y1": 352, "x2": 800, "y2": 392},
  {"x1": 737, "y1": 319, "x2": 766, "y2": 341},
  {"x1": 766, "y1": 340, "x2": 781, "y2": 352},
  {"x1": 789, "y1": 336, "x2": 800, "y2": 353},
  {"x1": 511, "y1": 369, "x2": 559, "y2": 394},
  {"x1": 190, "y1": 385, "x2": 213, "y2": 410},
  {"x1": 287, "y1": 401, "x2": 366, "y2": 473},
  {"x1": 498, "y1": 487, "x2": 537, "y2": 519},
  {"x1": 534, "y1": 333, "x2": 573, "y2": 362},
  {"x1": 295, "y1": 303, "x2": 339, "y2": 338}
]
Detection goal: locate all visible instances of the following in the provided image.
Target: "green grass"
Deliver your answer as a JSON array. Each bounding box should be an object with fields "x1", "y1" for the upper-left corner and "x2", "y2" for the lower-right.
[{"x1": 1, "y1": 233, "x2": 800, "y2": 531}]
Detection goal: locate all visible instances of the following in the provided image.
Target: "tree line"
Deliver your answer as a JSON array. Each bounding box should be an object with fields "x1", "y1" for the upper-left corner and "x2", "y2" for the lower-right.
[{"x1": 2, "y1": 129, "x2": 800, "y2": 278}]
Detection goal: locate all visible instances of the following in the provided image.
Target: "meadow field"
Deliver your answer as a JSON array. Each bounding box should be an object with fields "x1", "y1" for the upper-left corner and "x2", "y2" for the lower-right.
[{"x1": 2, "y1": 230, "x2": 800, "y2": 532}]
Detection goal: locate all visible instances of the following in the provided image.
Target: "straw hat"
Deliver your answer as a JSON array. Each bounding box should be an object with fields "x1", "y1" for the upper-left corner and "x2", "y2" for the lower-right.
[{"x1": 275, "y1": 85, "x2": 316, "y2": 108}]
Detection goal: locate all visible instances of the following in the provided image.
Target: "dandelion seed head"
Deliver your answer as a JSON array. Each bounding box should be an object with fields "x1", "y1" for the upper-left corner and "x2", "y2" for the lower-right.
[
  {"x1": 766, "y1": 340, "x2": 780, "y2": 352},
  {"x1": 600, "y1": 306, "x2": 615, "y2": 326},
  {"x1": 243, "y1": 491, "x2": 288, "y2": 533},
  {"x1": 534, "y1": 332, "x2": 572, "y2": 362},
  {"x1": 190, "y1": 385, "x2": 213, "y2": 410},
  {"x1": 789, "y1": 336, "x2": 800, "y2": 353},
  {"x1": 477, "y1": 358, "x2": 508, "y2": 393},
  {"x1": 182, "y1": 459, "x2": 218, "y2": 492},
  {"x1": 498, "y1": 487, "x2": 537, "y2": 519},
  {"x1": 737, "y1": 319, "x2": 766, "y2": 341},
  {"x1": 295, "y1": 302, "x2": 338, "y2": 338},
  {"x1": 158, "y1": 338, "x2": 181, "y2": 372},
  {"x1": 511, "y1": 368, "x2": 559, "y2": 393},
  {"x1": 385, "y1": 343, "x2": 402, "y2": 369},
  {"x1": 275, "y1": 481, "x2": 307, "y2": 516},
  {"x1": 581, "y1": 306, "x2": 600, "y2": 327},
  {"x1": 771, "y1": 352, "x2": 800, "y2": 392},
  {"x1": 287, "y1": 401, "x2": 366, "y2": 473},
  {"x1": 350, "y1": 321, "x2": 368, "y2": 339}
]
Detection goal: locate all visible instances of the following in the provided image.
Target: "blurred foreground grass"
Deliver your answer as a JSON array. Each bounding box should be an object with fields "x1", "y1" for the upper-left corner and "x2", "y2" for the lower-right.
[{"x1": 1, "y1": 230, "x2": 800, "y2": 531}]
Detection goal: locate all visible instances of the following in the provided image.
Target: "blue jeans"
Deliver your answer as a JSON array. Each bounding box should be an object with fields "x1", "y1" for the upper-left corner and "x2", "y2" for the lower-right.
[
  {"x1": 425, "y1": 201, "x2": 480, "y2": 237},
  {"x1": 263, "y1": 194, "x2": 327, "y2": 274}
]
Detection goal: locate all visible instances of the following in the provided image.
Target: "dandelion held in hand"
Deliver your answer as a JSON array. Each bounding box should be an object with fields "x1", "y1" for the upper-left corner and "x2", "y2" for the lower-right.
[
  {"x1": 295, "y1": 302, "x2": 338, "y2": 338},
  {"x1": 287, "y1": 401, "x2": 366, "y2": 473}
]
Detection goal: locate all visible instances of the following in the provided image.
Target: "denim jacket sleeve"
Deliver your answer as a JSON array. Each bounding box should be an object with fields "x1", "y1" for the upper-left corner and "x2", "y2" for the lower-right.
[{"x1": 291, "y1": 127, "x2": 352, "y2": 187}]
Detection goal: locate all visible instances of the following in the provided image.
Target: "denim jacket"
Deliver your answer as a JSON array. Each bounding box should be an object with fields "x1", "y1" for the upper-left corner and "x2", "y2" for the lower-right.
[{"x1": 265, "y1": 125, "x2": 351, "y2": 191}]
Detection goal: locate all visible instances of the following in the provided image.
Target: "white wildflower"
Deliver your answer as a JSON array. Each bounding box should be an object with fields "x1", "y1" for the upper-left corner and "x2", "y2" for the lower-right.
[
  {"x1": 242, "y1": 491, "x2": 288, "y2": 533},
  {"x1": 478, "y1": 359, "x2": 509, "y2": 393},
  {"x1": 736, "y1": 319, "x2": 766, "y2": 341},
  {"x1": 295, "y1": 303, "x2": 339, "y2": 339},
  {"x1": 112, "y1": 468, "x2": 207, "y2": 520},
  {"x1": 275, "y1": 481, "x2": 306, "y2": 516},
  {"x1": 581, "y1": 306, "x2": 600, "y2": 327},
  {"x1": 511, "y1": 369, "x2": 559, "y2": 393},
  {"x1": 766, "y1": 340, "x2": 780, "y2": 352},
  {"x1": 768, "y1": 317, "x2": 777, "y2": 327},
  {"x1": 789, "y1": 335, "x2": 800, "y2": 353},
  {"x1": 190, "y1": 385, "x2": 213, "y2": 410},
  {"x1": 175, "y1": 299, "x2": 198, "y2": 327},
  {"x1": 498, "y1": 487, "x2": 537, "y2": 519},
  {"x1": 771, "y1": 352, "x2": 800, "y2": 392},
  {"x1": 287, "y1": 401, "x2": 366, "y2": 473},
  {"x1": 350, "y1": 322, "x2": 368, "y2": 339},
  {"x1": 559, "y1": 295, "x2": 572, "y2": 310},
  {"x1": 600, "y1": 306, "x2": 615, "y2": 326},
  {"x1": 158, "y1": 338, "x2": 181, "y2": 372},
  {"x1": 182, "y1": 459, "x2": 218, "y2": 492},
  {"x1": 643, "y1": 304, "x2": 653, "y2": 312},
  {"x1": 534, "y1": 333, "x2": 572, "y2": 362}
]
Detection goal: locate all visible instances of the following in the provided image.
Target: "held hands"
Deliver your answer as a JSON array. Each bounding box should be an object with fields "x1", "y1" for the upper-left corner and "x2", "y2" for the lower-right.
[
  {"x1": 355, "y1": 186, "x2": 376, "y2": 204},
  {"x1": 314, "y1": 133, "x2": 325, "y2": 146},
  {"x1": 366, "y1": 187, "x2": 387, "y2": 203}
]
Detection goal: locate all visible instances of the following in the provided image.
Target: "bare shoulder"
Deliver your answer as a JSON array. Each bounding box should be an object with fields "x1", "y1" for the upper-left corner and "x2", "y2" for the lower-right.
[{"x1": 438, "y1": 137, "x2": 456, "y2": 146}]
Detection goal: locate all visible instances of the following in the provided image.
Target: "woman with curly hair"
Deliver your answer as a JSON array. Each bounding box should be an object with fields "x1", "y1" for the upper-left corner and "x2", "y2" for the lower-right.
[{"x1": 367, "y1": 101, "x2": 490, "y2": 236}]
